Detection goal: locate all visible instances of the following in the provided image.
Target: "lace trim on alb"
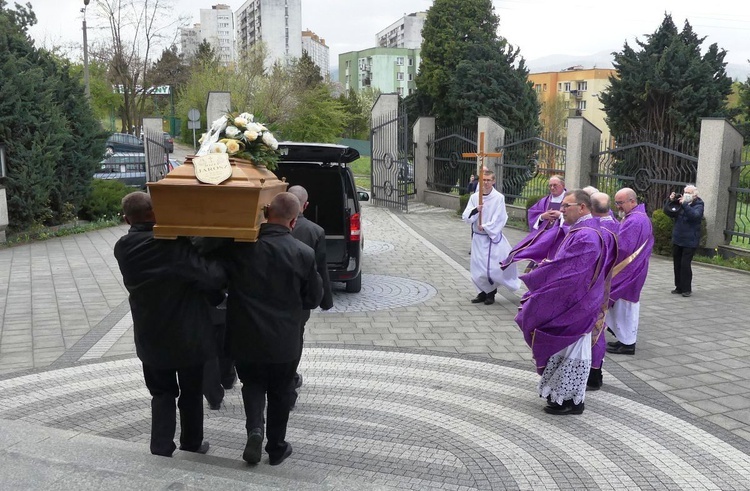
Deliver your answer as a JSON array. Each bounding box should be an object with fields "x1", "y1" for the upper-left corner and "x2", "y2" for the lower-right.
[{"x1": 538, "y1": 354, "x2": 591, "y2": 405}]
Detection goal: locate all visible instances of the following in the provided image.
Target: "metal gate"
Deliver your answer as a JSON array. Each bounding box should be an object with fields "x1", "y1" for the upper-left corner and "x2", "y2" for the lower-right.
[
  {"x1": 370, "y1": 108, "x2": 412, "y2": 211},
  {"x1": 496, "y1": 128, "x2": 567, "y2": 206},
  {"x1": 726, "y1": 147, "x2": 750, "y2": 247},
  {"x1": 591, "y1": 131, "x2": 698, "y2": 214},
  {"x1": 144, "y1": 128, "x2": 171, "y2": 183},
  {"x1": 426, "y1": 125, "x2": 477, "y2": 194}
]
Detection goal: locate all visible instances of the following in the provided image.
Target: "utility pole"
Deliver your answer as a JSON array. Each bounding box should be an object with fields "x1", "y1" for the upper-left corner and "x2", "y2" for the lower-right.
[{"x1": 82, "y1": 0, "x2": 91, "y2": 99}]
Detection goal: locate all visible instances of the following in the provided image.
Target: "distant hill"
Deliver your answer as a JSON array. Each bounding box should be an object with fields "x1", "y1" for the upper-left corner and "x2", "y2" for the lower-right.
[{"x1": 526, "y1": 50, "x2": 749, "y2": 81}]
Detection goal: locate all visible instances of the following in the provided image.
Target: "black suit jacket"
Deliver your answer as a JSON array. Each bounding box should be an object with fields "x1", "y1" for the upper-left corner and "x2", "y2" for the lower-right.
[
  {"x1": 114, "y1": 223, "x2": 226, "y2": 369},
  {"x1": 292, "y1": 214, "x2": 333, "y2": 310},
  {"x1": 225, "y1": 223, "x2": 323, "y2": 363}
]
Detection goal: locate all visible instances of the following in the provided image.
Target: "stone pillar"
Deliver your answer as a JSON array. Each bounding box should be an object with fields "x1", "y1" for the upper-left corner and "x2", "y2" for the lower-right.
[
  {"x1": 413, "y1": 116, "x2": 435, "y2": 202},
  {"x1": 565, "y1": 117, "x2": 601, "y2": 189},
  {"x1": 477, "y1": 117, "x2": 505, "y2": 185},
  {"x1": 142, "y1": 117, "x2": 162, "y2": 134},
  {"x1": 0, "y1": 186, "x2": 8, "y2": 243},
  {"x1": 206, "y1": 91, "x2": 231, "y2": 129},
  {"x1": 696, "y1": 118, "x2": 744, "y2": 249}
]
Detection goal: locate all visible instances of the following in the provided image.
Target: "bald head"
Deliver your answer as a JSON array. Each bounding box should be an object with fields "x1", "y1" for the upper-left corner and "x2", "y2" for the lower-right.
[
  {"x1": 614, "y1": 188, "x2": 638, "y2": 214},
  {"x1": 267, "y1": 192, "x2": 301, "y2": 227},
  {"x1": 287, "y1": 185, "x2": 308, "y2": 213},
  {"x1": 121, "y1": 192, "x2": 155, "y2": 224},
  {"x1": 582, "y1": 186, "x2": 599, "y2": 196},
  {"x1": 590, "y1": 192, "x2": 611, "y2": 216}
]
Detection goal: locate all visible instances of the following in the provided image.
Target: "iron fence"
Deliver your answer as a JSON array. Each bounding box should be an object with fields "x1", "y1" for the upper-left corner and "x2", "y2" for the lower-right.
[
  {"x1": 144, "y1": 128, "x2": 171, "y2": 183},
  {"x1": 726, "y1": 146, "x2": 750, "y2": 246},
  {"x1": 370, "y1": 108, "x2": 412, "y2": 211},
  {"x1": 426, "y1": 125, "x2": 477, "y2": 195},
  {"x1": 590, "y1": 131, "x2": 698, "y2": 214}
]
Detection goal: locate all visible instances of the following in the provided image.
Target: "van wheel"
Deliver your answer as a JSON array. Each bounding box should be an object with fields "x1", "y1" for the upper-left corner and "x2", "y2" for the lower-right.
[{"x1": 345, "y1": 273, "x2": 362, "y2": 293}]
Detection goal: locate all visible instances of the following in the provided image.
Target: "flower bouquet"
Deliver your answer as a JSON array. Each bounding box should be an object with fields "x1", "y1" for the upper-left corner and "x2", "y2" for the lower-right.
[{"x1": 196, "y1": 112, "x2": 280, "y2": 170}]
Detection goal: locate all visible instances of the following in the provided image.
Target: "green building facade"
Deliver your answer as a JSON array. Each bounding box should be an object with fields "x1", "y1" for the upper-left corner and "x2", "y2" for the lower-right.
[{"x1": 338, "y1": 47, "x2": 420, "y2": 97}]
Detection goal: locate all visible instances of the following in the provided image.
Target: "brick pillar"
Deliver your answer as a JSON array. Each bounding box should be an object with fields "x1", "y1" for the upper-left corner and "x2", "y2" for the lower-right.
[
  {"x1": 413, "y1": 117, "x2": 435, "y2": 202},
  {"x1": 695, "y1": 118, "x2": 744, "y2": 249},
  {"x1": 565, "y1": 117, "x2": 602, "y2": 189},
  {"x1": 0, "y1": 186, "x2": 8, "y2": 243}
]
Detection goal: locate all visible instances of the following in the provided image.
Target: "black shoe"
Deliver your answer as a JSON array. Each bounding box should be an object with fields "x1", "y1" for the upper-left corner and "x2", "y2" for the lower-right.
[
  {"x1": 587, "y1": 368, "x2": 603, "y2": 390},
  {"x1": 682, "y1": 291, "x2": 692, "y2": 297},
  {"x1": 606, "y1": 342, "x2": 635, "y2": 355},
  {"x1": 209, "y1": 401, "x2": 221, "y2": 410},
  {"x1": 222, "y1": 373, "x2": 237, "y2": 390},
  {"x1": 543, "y1": 401, "x2": 584, "y2": 415},
  {"x1": 294, "y1": 373, "x2": 303, "y2": 389},
  {"x1": 671, "y1": 288, "x2": 683, "y2": 294},
  {"x1": 606, "y1": 340, "x2": 621, "y2": 348},
  {"x1": 269, "y1": 444, "x2": 293, "y2": 466},
  {"x1": 471, "y1": 292, "x2": 487, "y2": 303},
  {"x1": 243, "y1": 428, "x2": 263, "y2": 465},
  {"x1": 484, "y1": 295, "x2": 495, "y2": 305},
  {"x1": 180, "y1": 440, "x2": 209, "y2": 454}
]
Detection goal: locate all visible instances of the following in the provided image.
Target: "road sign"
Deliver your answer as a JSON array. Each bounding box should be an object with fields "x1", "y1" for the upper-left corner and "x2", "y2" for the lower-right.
[
  {"x1": 187, "y1": 121, "x2": 201, "y2": 130},
  {"x1": 188, "y1": 108, "x2": 200, "y2": 122}
]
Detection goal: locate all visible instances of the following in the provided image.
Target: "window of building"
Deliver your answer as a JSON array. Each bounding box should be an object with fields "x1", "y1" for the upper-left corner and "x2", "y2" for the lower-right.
[
  {"x1": 558, "y1": 83, "x2": 562, "y2": 91},
  {"x1": 543, "y1": 84, "x2": 547, "y2": 91},
  {"x1": 563, "y1": 82, "x2": 571, "y2": 92},
  {"x1": 397, "y1": 72, "x2": 404, "y2": 81},
  {"x1": 397, "y1": 87, "x2": 404, "y2": 96},
  {"x1": 535, "y1": 84, "x2": 542, "y2": 93},
  {"x1": 346, "y1": 60, "x2": 351, "y2": 69},
  {"x1": 577, "y1": 81, "x2": 588, "y2": 91},
  {"x1": 409, "y1": 88, "x2": 414, "y2": 95},
  {"x1": 396, "y1": 57, "x2": 404, "y2": 66},
  {"x1": 408, "y1": 57, "x2": 414, "y2": 66},
  {"x1": 577, "y1": 100, "x2": 587, "y2": 110},
  {"x1": 408, "y1": 73, "x2": 414, "y2": 81}
]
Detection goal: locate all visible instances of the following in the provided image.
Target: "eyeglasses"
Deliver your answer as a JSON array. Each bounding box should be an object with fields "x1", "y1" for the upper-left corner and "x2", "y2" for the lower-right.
[
  {"x1": 614, "y1": 199, "x2": 632, "y2": 205},
  {"x1": 560, "y1": 202, "x2": 582, "y2": 209}
]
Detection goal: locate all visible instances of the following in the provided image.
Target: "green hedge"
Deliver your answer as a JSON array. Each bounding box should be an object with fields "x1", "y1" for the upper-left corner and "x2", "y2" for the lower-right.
[
  {"x1": 80, "y1": 179, "x2": 131, "y2": 221},
  {"x1": 651, "y1": 209, "x2": 707, "y2": 256}
]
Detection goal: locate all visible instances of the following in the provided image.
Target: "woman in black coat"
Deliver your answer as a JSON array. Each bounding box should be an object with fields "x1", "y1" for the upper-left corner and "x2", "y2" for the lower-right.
[{"x1": 664, "y1": 185, "x2": 704, "y2": 297}]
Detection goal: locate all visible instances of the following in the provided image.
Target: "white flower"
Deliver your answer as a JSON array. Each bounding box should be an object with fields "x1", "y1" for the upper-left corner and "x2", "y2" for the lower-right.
[
  {"x1": 225, "y1": 125, "x2": 240, "y2": 137},
  {"x1": 244, "y1": 130, "x2": 258, "y2": 141},
  {"x1": 258, "y1": 124, "x2": 268, "y2": 131},
  {"x1": 233, "y1": 117, "x2": 248, "y2": 128},
  {"x1": 209, "y1": 142, "x2": 228, "y2": 153},
  {"x1": 239, "y1": 112, "x2": 254, "y2": 122},
  {"x1": 262, "y1": 131, "x2": 278, "y2": 150},
  {"x1": 246, "y1": 122, "x2": 263, "y2": 133}
]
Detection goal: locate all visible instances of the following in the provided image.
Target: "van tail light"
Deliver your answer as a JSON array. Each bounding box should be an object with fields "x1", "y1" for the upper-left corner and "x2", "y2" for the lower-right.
[{"x1": 349, "y1": 213, "x2": 361, "y2": 241}]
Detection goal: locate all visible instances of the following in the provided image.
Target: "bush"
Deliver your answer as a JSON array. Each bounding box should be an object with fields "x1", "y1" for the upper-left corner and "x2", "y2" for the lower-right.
[
  {"x1": 458, "y1": 193, "x2": 470, "y2": 214},
  {"x1": 651, "y1": 208, "x2": 708, "y2": 256},
  {"x1": 80, "y1": 179, "x2": 131, "y2": 221}
]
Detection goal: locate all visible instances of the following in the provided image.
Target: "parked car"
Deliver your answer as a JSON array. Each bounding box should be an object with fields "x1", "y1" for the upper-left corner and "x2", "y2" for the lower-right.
[
  {"x1": 163, "y1": 132, "x2": 174, "y2": 153},
  {"x1": 94, "y1": 152, "x2": 147, "y2": 188},
  {"x1": 274, "y1": 142, "x2": 370, "y2": 293},
  {"x1": 105, "y1": 133, "x2": 143, "y2": 156}
]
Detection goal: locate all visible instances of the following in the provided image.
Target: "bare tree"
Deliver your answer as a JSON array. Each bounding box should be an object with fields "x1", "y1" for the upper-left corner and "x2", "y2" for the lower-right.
[{"x1": 96, "y1": 0, "x2": 185, "y2": 133}]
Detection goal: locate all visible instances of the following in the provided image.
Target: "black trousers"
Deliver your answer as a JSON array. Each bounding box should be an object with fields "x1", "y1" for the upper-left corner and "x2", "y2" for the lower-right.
[
  {"x1": 142, "y1": 363, "x2": 204, "y2": 456},
  {"x1": 235, "y1": 360, "x2": 298, "y2": 461},
  {"x1": 203, "y1": 323, "x2": 237, "y2": 406},
  {"x1": 673, "y1": 244, "x2": 696, "y2": 293}
]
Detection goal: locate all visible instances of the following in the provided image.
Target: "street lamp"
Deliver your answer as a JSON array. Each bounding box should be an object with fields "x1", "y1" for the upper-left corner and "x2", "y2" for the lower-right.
[{"x1": 82, "y1": 0, "x2": 91, "y2": 99}]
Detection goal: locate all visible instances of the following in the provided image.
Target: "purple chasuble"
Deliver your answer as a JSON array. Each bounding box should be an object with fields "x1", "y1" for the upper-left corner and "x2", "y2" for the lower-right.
[
  {"x1": 515, "y1": 217, "x2": 607, "y2": 375},
  {"x1": 502, "y1": 194, "x2": 567, "y2": 268},
  {"x1": 592, "y1": 216, "x2": 620, "y2": 369},
  {"x1": 609, "y1": 204, "x2": 653, "y2": 306}
]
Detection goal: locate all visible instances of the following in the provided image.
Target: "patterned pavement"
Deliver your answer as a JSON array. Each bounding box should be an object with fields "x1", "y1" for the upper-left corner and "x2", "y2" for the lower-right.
[{"x1": 1, "y1": 201, "x2": 750, "y2": 489}]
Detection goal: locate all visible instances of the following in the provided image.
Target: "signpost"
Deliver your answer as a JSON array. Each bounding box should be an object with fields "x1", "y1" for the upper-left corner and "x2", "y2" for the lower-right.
[{"x1": 187, "y1": 108, "x2": 201, "y2": 151}]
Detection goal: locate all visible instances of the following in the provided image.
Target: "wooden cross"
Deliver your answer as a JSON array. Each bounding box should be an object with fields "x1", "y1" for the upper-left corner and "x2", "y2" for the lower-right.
[{"x1": 462, "y1": 132, "x2": 503, "y2": 228}]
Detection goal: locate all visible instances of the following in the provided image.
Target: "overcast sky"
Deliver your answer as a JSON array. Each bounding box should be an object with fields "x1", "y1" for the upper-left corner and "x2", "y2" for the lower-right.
[{"x1": 26, "y1": 0, "x2": 750, "y2": 70}]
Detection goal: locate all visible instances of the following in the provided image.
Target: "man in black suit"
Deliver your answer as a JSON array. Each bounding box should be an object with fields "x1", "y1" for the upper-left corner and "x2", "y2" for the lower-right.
[
  {"x1": 287, "y1": 185, "x2": 333, "y2": 404},
  {"x1": 225, "y1": 192, "x2": 323, "y2": 466},
  {"x1": 114, "y1": 192, "x2": 225, "y2": 457}
]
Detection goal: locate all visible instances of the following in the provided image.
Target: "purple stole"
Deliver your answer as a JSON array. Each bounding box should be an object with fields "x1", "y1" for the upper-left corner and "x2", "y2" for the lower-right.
[
  {"x1": 609, "y1": 204, "x2": 654, "y2": 306},
  {"x1": 502, "y1": 195, "x2": 567, "y2": 268},
  {"x1": 515, "y1": 217, "x2": 606, "y2": 375},
  {"x1": 591, "y1": 217, "x2": 620, "y2": 369}
]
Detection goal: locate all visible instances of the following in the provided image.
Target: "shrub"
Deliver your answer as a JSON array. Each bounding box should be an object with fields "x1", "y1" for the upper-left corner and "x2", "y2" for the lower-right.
[
  {"x1": 80, "y1": 179, "x2": 131, "y2": 221},
  {"x1": 458, "y1": 193, "x2": 470, "y2": 214},
  {"x1": 651, "y1": 208, "x2": 708, "y2": 255}
]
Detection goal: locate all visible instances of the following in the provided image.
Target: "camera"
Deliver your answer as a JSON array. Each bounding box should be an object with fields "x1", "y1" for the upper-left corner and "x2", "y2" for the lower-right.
[
  {"x1": 673, "y1": 193, "x2": 682, "y2": 200},
  {"x1": 666, "y1": 193, "x2": 682, "y2": 214}
]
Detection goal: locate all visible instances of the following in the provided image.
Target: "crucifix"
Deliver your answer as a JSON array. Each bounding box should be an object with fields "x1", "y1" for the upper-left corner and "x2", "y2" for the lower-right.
[{"x1": 462, "y1": 132, "x2": 503, "y2": 228}]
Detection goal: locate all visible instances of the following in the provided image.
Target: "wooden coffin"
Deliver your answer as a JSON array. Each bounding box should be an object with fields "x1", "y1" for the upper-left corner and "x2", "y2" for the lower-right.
[{"x1": 147, "y1": 156, "x2": 288, "y2": 241}]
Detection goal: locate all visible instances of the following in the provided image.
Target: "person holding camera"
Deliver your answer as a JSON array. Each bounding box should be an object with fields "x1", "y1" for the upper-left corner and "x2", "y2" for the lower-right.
[{"x1": 664, "y1": 185, "x2": 704, "y2": 297}]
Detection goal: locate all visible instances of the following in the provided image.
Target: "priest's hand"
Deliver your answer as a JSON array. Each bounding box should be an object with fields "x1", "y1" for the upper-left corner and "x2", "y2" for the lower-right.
[{"x1": 541, "y1": 210, "x2": 560, "y2": 221}]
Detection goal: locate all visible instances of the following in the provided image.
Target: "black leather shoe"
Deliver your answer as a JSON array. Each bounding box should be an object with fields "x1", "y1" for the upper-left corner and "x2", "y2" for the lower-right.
[
  {"x1": 269, "y1": 444, "x2": 293, "y2": 466},
  {"x1": 180, "y1": 440, "x2": 209, "y2": 454},
  {"x1": 671, "y1": 288, "x2": 683, "y2": 294},
  {"x1": 587, "y1": 368, "x2": 602, "y2": 390},
  {"x1": 209, "y1": 402, "x2": 221, "y2": 410},
  {"x1": 294, "y1": 373, "x2": 303, "y2": 389},
  {"x1": 471, "y1": 292, "x2": 487, "y2": 303},
  {"x1": 682, "y1": 291, "x2": 692, "y2": 297},
  {"x1": 484, "y1": 295, "x2": 495, "y2": 305},
  {"x1": 221, "y1": 374, "x2": 237, "y2": 390},
  {"x1": 606, "y1": 342, "x2": 635, "y2": 355},
  {"x1": 543, "y1": 402, "x2": 584, "y2": 415},
  {"x1": 243, "y1": 428, "x2": 263, "y2": 465},
  {"x1": 606, "y1": 340, "x2": 621, "y2": 348}
]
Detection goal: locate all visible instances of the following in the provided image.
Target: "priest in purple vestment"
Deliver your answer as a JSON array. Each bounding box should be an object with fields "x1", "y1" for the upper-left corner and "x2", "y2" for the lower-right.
[
  {"x1": 502, "y1": 175, "x2": 567, "y2": 269},
  {"x1": 588, "y1": 192, "x2": 620, "y2": 390},
  {"x1": 515, "y1": 189, "x2": 607, "y2": 415},
  {"x1": 606, "y1": 188, "x2": 654, "y2": 356}
]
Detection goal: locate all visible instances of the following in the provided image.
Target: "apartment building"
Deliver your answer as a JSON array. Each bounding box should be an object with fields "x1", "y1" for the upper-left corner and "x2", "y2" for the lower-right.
[
  {"x1": 375, "y1": 11, "x2": 427, "y2": 49},
  {"x1": 302, "y1": 29, "x2": 330, "y2": 78},
  {"x1": 235, "y1": 0, "x2": 302, "y2": 68},
  {"x1": 179, "y1": 4, "x2": 235, "y2": 66},
  {"x1": 529, "y1": 66, "x2": 617, "y2": 142},
  {"x1": 339, "y1": 48, "x2": 420, "y2": 97}
]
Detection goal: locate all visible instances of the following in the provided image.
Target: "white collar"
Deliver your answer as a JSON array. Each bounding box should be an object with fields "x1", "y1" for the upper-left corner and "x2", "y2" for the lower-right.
[{"x1": 550, "y1": 193, "x2": 564, "y2": 203}]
